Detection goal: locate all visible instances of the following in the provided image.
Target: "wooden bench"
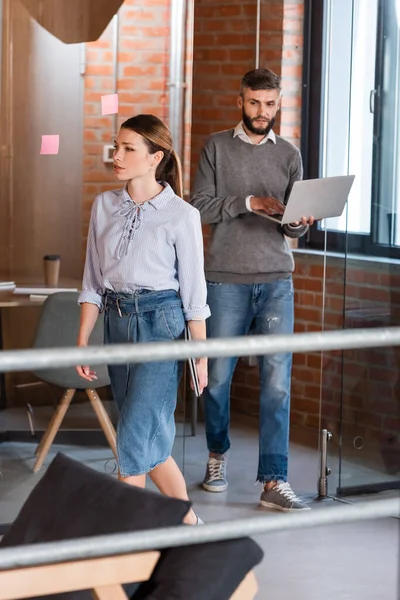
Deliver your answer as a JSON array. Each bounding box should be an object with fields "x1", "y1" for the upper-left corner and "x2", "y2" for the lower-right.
[{"x1": 0, "y1": 551, "x2": 258, "y2": 600}]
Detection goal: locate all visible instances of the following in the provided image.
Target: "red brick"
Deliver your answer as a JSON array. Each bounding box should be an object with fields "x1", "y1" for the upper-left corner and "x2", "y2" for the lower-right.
[
  {"x1": 306, "y1": 354, "x2": 322, "y2": 369},
  {"x1": 194, "y1": 48, "x2": 229, "y2": 62},
  {"x1": 295, "y1": 307, "x2": 322, "y2": 324},
  {"x1": 123, "y1": 65, "x2": 159, "y2": 77},
  {"x1": 122, "y1": 25, "x2": 167, "y2": 38},
  {"x1": 84, "y1": 117, "x2": 113, "y2": 129},
  {"x1": 284, "y1": 34, "x2": 303, "y2": 47},
  {"x1": 281, "y1": 64, "x2": 303, "y2": 78},
  {"x1": 305, "y1": 414, "x2": 320, "y2": 429},
  {"x1": 295, "y1": 277, "x2": 323, "y2": 293},
  {"x1": 327, "y1": 296, "x2": 344, "y2": 312},
  {"x1": 84, "y1": 104, "x2": 98, "y2": 116},
  {"x1": 84, "y1": 170, "x2": 114, "y2": 183},
  {"x1": 120, "y1": 38, "x2": 165, "y2": 50},
  {"x1": 83, "y1": 144, "x2": 104, "y2": 156},
  {"x1": 148, "y1": 80, "x2": 167, "y2": 91},
  {"x1": 117, "y1": 52, "x2": 136, "y2": 63},
  {"x1": 227, "y1": 48, "x2": 255, "y2": 62},
  {"x1": 284, "y1": 3, "x2": 305, "y2": 18},
  {"x1": 124, "y1": 10, "x2": 156, "y2": 20},
  {"x1": 86, "y1": 64, "x2": 114, "y2": 76},
  {"x1": 83, "y1": 184, "x2": 99, "y2": 196},
  {"x1": 84, "y1": 77, "x2": 97, "y2": 90},
  {"x1": 101, "y1": 78, "x2": 115, "y2": 91},
  {"x1": 293, "y1": 353, "x2": 307, "y2": 366},
  {"x1": 84, "y1": 130, "x2": 99, "y2": 141},
  {"x1": 280, "y1": 124, "x2": 301, "y2": 138},
  {"x1": 117, "y1": 79, "x2": 138, "y2": 90},
  {"x1": 89, "y1": 39, "x2": 112, "y2": 50},
  {"x1": 291, "y1": 411, "x2": 307, "y2": 426},
  {"x1": 84, "y1": 92, "x2": 103, "y2": 103}
]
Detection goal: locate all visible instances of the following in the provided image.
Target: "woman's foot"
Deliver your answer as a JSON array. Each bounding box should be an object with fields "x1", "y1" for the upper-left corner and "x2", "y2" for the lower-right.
[
  {"x1": 183, "y1": 508, "x2": 198, "y2": 525},
  {"x1": 183, "y1": 509, "x2": 204, "y2": 525}
]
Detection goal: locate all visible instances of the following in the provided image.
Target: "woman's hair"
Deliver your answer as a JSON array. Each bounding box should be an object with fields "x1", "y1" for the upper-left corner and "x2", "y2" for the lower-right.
[{"x1": 120, "y1": 114, "x2": 183, "y2": 197}]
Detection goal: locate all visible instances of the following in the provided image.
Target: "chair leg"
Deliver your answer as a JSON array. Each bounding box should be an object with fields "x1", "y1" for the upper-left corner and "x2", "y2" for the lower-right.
[
  {"x1": 92, "y1": 584, "x2": 128, "y2": 600},
  {"x1": 33, "y1": 389, "x2": 76, "y2": 473},
  {"x1": 86, "y1": 389, "x2": 117, "y2": 459},
  {"x1": 34, "y1": 403, "x2": 59, "y2": 456}
]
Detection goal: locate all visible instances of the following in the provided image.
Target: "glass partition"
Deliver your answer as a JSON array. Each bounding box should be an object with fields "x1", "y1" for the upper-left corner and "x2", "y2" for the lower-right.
[
  {"x1": 0, "y1": 0, "x2": 188, "y2": 525},
  {"x1": 317, "y1": 0, "x2": 400, "y2": 496}
]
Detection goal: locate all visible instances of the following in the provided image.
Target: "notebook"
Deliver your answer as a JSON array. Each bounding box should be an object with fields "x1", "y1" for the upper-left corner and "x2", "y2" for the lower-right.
[{"x1": 184, "y1": 324, "x2": 201, "y2": 397}]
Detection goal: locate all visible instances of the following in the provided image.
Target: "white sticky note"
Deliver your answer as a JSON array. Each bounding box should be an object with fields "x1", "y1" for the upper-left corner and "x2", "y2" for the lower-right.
[
  {"x1": 101, "y1": 94, "x2": 119, "y2": 115},
  {"x1": 40, "y1": 135, "x2": 60, "y2": 155}
]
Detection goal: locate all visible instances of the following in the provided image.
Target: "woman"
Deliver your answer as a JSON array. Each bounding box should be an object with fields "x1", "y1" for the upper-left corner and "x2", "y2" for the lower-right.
[{"x1": 76, "y1": 114, "x2": 209, "y2": 525}]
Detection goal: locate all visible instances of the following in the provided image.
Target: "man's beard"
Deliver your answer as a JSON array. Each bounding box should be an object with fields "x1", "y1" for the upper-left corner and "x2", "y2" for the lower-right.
[{"x1": 242, "y1": 109, "x2": 275, "y2": 136}]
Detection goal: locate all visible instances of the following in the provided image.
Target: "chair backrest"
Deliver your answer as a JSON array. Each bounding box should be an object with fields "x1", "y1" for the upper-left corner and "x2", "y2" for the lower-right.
[{"x1": 33, "y1": 292, "x2": 110, "y2": 389}]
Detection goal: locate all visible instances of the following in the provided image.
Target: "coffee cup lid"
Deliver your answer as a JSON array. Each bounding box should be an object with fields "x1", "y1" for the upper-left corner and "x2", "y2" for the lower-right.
[{"x1": 43, "y1": 255, "x2": 61, "y2": 261}]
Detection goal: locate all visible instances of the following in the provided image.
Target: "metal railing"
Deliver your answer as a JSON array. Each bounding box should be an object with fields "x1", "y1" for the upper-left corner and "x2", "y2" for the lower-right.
[
  {"x1": 0, "y1": 326, "x2": 399, "y2": 572},
  {"x1": 0, "y1": 326, "x2": 400, "y2": 373},
  {"x1": 0, "y1": 497, "x2": 398, "y2": 570}
]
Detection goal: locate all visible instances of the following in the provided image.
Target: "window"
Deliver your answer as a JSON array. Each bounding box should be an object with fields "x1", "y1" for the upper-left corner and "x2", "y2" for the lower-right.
[{"x1": 301, "y1": 0, "x2": 400, "y2": 257}]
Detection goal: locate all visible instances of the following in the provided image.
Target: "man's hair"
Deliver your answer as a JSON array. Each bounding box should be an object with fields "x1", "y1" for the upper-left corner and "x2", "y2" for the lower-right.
[{"x1": 240, "y1": 68, "x2": 281, "y2": 96}]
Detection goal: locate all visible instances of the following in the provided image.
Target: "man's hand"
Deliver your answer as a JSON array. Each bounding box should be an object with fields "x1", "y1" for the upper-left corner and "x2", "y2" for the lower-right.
[
  {"x1": 290, "y1": 216, "x2": 315, "y2": 227},
  {"x1": 250, "y1": 196, "x2": 285, "y2": 216}
]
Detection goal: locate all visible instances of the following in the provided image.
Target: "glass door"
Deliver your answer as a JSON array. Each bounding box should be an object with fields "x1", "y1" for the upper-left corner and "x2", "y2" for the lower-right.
[{"x1": 319, "y1": 0, "x2": 400, "y2": 497}]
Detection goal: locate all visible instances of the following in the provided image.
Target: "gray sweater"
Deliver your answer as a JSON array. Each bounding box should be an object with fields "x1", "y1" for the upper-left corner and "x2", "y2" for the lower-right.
[{"x1": 191, "y1": 129, "x2": 308, "y2": 283}]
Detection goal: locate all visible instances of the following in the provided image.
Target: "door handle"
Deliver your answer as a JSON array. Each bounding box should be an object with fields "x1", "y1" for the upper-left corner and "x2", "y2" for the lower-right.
[{"x1": 369, "y1": 89, "x2": 377, "y2": 114}]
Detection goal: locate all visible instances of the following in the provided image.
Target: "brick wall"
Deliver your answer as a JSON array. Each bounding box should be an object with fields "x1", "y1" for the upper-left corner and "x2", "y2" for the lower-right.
[
  {"x1": 190, "y1": 0, "x2": 304, "y2": 186},
  {"x1": 183, "y1": 0, "x2": 195, "y2": 197},
  {"x1": 82, "y1": 0, "x2": 171, "y2": 247},
  {"x1": 280, "y1": 0, "x2": 304, "y2": 144},
  {"x1": 231, "y1": 252, "x2": 400, "y2": 455}
]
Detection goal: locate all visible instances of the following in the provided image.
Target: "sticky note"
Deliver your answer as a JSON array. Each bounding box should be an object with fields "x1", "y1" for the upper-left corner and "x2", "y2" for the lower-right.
[
  {"x1": 101, "y1": 93, "x2": 119, "y2": 115},
  {"x1": 40, "y1": 135, "x2": 60, "y2": 155}
]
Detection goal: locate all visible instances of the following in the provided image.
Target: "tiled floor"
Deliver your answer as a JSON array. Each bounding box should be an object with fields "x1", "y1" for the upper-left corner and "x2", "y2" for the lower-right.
[{"x1": 0, "y1": 406, "x2": 399, "y2": 599}]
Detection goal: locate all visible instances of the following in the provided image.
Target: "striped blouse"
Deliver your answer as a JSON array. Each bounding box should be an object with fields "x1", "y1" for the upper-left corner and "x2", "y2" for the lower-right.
[{"x1": 78, "y1": 183, "x2": 210, "y2": 321}]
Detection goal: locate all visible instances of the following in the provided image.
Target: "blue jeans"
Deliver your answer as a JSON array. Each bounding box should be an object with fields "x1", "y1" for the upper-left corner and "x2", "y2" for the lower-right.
[
  {"x1": 204, "y1": 278, "x2": 294, "y2": 482},
  {"x1": 104, "y1": 290, "x2": 185, "y2": 477}
]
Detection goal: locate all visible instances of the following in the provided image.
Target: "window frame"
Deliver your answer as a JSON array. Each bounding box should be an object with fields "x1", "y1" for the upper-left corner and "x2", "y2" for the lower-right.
[{"x1": 300, "y1": 0, "x2": 400, "y2": 259}]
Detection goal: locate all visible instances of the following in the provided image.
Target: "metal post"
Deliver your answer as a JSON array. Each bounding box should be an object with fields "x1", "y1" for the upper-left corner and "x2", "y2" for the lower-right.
[
  {"x1": 168, "y1": 0, "x2": 187, "y2": 158},
  {"x1": 255, "y1": 0, "x2": 261, "y2": 69},
  {"x1": 112, "y1": 13, "x2": 119, "y2": 136},
  {"x1": 318, "y1": 428, "x2": 332, "y2": 497}
]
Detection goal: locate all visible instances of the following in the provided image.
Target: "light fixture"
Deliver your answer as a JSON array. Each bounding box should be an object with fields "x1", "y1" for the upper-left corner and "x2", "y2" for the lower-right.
[{"x1": 19, "y1": 0, "x2": 124, "y2": 44}]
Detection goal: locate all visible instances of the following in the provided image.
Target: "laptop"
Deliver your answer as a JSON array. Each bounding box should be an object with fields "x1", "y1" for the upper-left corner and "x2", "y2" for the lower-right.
[{"x1": 252, "y1": 175, "x2": 355, "y2": 224}]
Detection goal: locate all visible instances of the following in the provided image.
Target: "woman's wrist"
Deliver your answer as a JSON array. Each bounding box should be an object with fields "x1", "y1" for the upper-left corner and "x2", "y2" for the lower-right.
[{"x1": 196, "y1": 356, "x2": 208, "y2": 364}]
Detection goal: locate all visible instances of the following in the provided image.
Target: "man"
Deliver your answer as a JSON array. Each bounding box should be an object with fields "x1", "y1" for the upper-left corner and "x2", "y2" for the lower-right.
[{"x1": 191, "y1": 68, "x2": 314, "y2": 512}]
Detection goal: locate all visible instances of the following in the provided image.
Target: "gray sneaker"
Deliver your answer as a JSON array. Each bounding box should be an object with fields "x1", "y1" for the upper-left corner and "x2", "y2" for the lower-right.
[
  {"x1": 260, "y1": 482, "x2": 311, "y2": 512},
  {"x1": 202, "y1": 457, "x2": 228, "y2": 492}
]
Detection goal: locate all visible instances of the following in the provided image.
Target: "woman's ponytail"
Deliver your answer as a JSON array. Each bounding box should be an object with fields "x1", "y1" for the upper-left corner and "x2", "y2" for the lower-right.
[{"x1": 160, "y1": 149, "x2": 183, "y2": 198}]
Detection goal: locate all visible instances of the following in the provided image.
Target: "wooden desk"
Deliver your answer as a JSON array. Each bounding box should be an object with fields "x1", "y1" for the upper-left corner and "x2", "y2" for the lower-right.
[{"x1": 0, "y1": 280, "x2": 81, "y2": 409}]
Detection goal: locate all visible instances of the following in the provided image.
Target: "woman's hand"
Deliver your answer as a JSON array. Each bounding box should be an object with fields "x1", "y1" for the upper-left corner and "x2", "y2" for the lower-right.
[
  {"x1": 76, "y1": 340, "x2": 98, "y2": 382},
  {"x1": 194, "y1": 357, "x2": 208, "y2": 395},
  {"x1": 76, "y1": 303, "x2": 101, "y2": 381}
]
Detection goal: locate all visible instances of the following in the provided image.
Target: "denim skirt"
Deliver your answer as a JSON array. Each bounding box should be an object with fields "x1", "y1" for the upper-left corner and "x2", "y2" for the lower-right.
[{"x1": 104, "y1": 289, "x2": 185, "y2": 477}]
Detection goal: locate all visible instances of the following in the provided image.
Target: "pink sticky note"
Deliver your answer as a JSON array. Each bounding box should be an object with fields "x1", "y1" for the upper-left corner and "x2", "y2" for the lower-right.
[
  {"x1": 101, "y1": 93, "x2": 119, "y2": 115},
  {"x1": 40, "y1": 135, "x2": 60, "y2": 155}
]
